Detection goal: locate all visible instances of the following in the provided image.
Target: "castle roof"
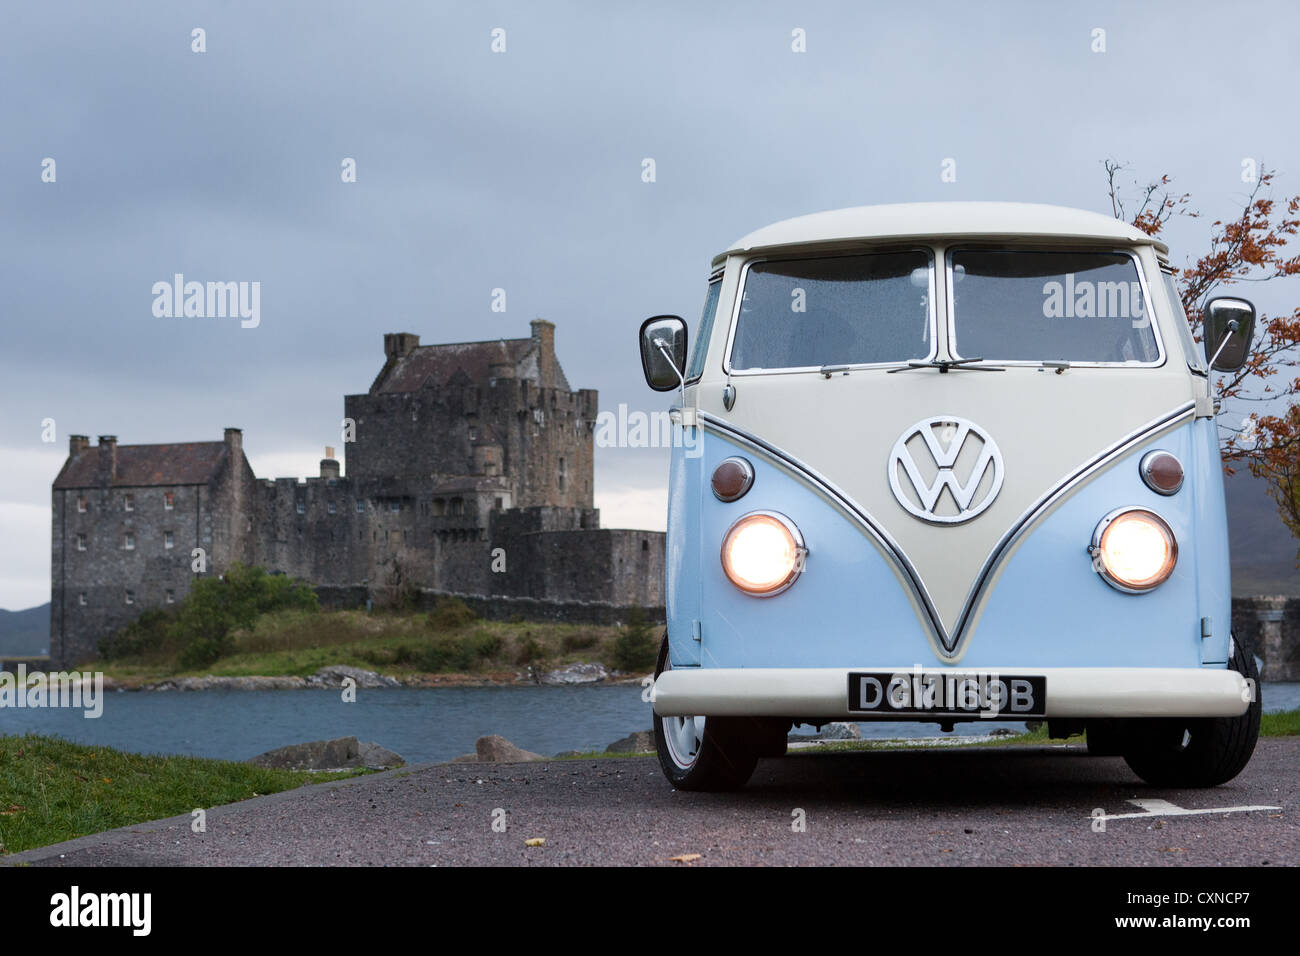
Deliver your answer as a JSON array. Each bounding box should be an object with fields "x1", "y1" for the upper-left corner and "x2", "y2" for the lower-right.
[
  {"x1": 53, "y1": 442, "x2": 228, "y2": 489},
  {"x1": 371, "y1": 333, "x2": 572, "y2": 394},
  {"x1": 375, "y1": 338, "x2": 533, "y2": 393}
]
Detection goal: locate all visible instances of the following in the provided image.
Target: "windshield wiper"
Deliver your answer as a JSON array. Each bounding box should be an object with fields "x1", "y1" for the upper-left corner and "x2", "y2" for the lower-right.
[{"x1": 887, "y1": 357, "x2": 1005, "y2": 374}]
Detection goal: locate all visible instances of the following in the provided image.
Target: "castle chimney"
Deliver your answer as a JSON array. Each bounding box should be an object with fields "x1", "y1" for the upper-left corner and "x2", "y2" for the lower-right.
[
  {"x1": 224, "y1": 427, "x2": 243, "y2": 460},
  {"x1": 384, "y1": 332, "x2": 420, "y2": 363},
  {"x1": 69, "y1": 434, "x2": 90, "y2": 459},
  {"x1": 320, "y1": 446, "x2": 340, "y2": 479},
  {"x1": 96, "y1": 435, "x2": 117, "y2": 485},
  {"x1": 530, "y1": 319, "x2": 555, "y2": 388}
]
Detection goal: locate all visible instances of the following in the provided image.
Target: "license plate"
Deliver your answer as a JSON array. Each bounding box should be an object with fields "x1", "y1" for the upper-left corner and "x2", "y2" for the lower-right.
[{"x1": 847, "y1": 670, "x2": 1046, "y2": 718}]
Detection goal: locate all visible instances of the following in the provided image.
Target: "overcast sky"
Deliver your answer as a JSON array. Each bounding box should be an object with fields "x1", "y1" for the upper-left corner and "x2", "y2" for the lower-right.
[{"x1": 2, "y1": 1, "x2": 1298, "y2": 609}]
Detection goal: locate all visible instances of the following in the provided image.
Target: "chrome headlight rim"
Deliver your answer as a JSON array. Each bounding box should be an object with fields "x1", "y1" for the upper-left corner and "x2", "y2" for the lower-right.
[
  {"x1": 719, "y1": 510, "x2": 807, "y2": 597},
  {"x1": 1089, "y1": 506, "x2": 1178, "y2": 594}
]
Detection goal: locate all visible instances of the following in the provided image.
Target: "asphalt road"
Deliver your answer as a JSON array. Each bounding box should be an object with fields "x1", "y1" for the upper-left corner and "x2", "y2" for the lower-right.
[{"x1": 11, "y1": 739, "x2": 1297, "y2": 866}]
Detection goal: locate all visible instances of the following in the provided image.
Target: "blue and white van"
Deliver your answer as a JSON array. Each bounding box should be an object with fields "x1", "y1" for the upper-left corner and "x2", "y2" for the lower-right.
[{"x1": 639, "y1": 202, "x2": 1261, "y2": 790}]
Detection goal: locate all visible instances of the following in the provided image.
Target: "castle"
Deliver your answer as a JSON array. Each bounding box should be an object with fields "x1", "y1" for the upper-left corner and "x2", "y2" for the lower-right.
[{"x1": 50, "y1": 320, "x2": 666, "y2": 666}]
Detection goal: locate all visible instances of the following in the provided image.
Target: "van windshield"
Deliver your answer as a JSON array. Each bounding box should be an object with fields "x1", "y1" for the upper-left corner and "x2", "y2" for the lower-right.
[
  {"x1": 949, "y1": 249, "x2": 1160, "y2": 364},
  {"x1": 728, "y1": 250, "x2": 933, "y2": 371}
]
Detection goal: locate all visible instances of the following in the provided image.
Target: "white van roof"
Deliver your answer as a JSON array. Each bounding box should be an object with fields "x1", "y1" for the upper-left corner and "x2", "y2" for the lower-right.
[{"x1": 717, "y1": 202, "x2": 1166, "y2": 264}]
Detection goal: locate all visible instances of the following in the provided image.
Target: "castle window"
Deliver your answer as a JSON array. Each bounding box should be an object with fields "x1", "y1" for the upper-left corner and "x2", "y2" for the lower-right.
[
  {"x1": 558, "y1": 457, "x2": 566, "y2": 492},
  {"x1": 390, "y1": 501, "x2": 401, "y2": 513},
  {"x1": 296, "y1": 501, "x2": 306, "y2": 515},
  {"x1": 77, "y1": 495, "x2": 87, "y2": 513},
  {"x1": 328, "y1": 501, "x2": 336, "y2": 515},
  {"x1": 450, "y1": 497, "x2": 464, "y2": 516},
  {"x1": 166, "y1": 589, "x2": 175, "y2": 604},
  {"x1": 469, "y1": 427, "x2": 478, "y2": 441},
  {"x1": 494, "y1": 497, "x2": 503, "y2": 511},
  {"x1": 642, "y1": 539, "x2": 649, "y2": 551},
  {"x1": 164, "y1": 491, "x2": 175, "y2": 510},
  {"x1": 164, "y1": 531, "x2": 174, "y2": 549},
  {"x1": 78, "y1": 592, "x2": 87, "y2": 606},
  {"x1": 125, "y1": 589, "x2": 135, "y2": 605},
  {"x1": 355, "y1": 499, "x2": 365, "y2": 513},
  {"x1": 124, "y1": 493, "x2": 134, "y2": 512},
  {"x1": 76, "y1": 533, "x2": 87, "y2": 551},
  {"x1": 433, "y1": 498, "x2": 445, "y2": 516},
  {"x1": 124, "y1": 533, "x2": 135, "y2": 550}
]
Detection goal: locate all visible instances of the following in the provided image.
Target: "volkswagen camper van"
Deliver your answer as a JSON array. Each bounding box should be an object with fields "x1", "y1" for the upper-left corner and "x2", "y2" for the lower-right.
[{"x1": 639, "y1": 202, "x2": 1261, "y2": 791}]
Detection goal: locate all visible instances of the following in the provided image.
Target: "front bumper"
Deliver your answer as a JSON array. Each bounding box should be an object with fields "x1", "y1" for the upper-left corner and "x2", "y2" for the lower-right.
[{"x1": 651, "y1": 667, "x2": 1252, "y2": 719}]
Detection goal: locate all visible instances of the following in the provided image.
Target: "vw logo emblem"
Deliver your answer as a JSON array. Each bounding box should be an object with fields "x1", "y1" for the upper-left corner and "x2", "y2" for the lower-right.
[{"x1": 888, "y1": 416, "x2": 1004, "y2": 524}]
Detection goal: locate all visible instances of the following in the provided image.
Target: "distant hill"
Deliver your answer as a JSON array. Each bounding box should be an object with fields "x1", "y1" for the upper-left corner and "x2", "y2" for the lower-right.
[
  {"x1": 0, "y1": 603, "x2": 50, "y2": 657},
  {"x1": 1226, "y1": 468, "x2": 1300, "y2": 596}
]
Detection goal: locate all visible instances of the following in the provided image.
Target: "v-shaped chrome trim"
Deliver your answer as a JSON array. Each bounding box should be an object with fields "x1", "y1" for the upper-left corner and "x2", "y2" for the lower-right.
[{"x1": 697, "y1": 402, "x2": 1196, "y2": 658}]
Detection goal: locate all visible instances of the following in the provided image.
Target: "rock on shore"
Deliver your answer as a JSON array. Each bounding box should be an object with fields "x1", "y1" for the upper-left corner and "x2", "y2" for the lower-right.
[
  {"x1": 539, "y1": 662, "x2": 609, "y2": 685},
  {"x1": 143, "y1": 665, "x2": 401, "y2": 692},
  {"x1": 790, "y1": 721, "x2": 861, "y2": 741},
  {"x1": 605, "y1": 730, "x2": 655, "y2": 753},
  {"x1": 248, "y1": 735, "x2": 405, "y2": 771}
]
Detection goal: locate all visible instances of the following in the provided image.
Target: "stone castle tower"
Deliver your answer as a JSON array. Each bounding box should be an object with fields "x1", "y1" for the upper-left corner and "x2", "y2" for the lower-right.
[{"x1": 50, "y1": 321, "x2": 665, "y2": 666}]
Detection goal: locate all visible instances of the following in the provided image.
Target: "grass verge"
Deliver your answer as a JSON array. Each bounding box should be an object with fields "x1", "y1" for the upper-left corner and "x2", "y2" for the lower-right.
[
  {"x1": 1261, "y1": 708, "x2": 1300, "y2": 736},
  {"x1": 93, "y1": 608, "x2": 647, "y2": 684},
  {"x1": 0, "y1": 734, "x2": 367, "y2": 856}
]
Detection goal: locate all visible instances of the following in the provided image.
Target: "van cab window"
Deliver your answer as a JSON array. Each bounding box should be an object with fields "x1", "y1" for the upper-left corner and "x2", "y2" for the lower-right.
[
  {"x1": 728, "y1": 250, "x2": 933, "y2": 371},
  {"x1": 686, "y1": 277, "x2": 722, "y2": 381},
  {"x1": 949, "y1": 249, "x2": 1160, "y2": 364},
  {"x1": 1162, "y1": 271, "x2": 1208, "y2": 373}
]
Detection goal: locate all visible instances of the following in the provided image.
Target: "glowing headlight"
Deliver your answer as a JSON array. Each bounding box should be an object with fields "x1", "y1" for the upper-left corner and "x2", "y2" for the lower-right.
[
  {"x1": 1089, "y1": 508, "x2": 1177, "y2": 593},
  {"x1": 720, "y1": 511, "x2": 807, "y2": 596}
]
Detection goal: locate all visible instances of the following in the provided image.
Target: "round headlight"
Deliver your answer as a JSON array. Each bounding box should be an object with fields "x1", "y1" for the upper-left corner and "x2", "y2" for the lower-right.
[
  {"x1": 1090, "y1": 508, "x2": 1177, "y2": 592},
  {"x1": 720, "y1": 511, "x2": 806, "y2": 596}
]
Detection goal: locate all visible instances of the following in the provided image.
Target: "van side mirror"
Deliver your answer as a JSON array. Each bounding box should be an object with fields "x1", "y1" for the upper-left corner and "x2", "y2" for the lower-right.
[
  {"x1": 1203, "y1": 297, "x2": 1256, "y2": 372},
  {"x1": 639, "y1": 315, "x2": 688, "y2": 391}
]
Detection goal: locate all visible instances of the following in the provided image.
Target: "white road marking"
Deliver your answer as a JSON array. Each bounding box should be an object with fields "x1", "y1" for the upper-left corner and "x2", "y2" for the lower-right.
[{"x1": 1094, "y1": 798, "x2": 1280, "y2": 821}]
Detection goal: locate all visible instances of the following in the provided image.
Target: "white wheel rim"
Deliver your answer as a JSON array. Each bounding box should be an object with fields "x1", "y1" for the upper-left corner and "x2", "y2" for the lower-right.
[
  {"x1": 659, "y1": 651, "x2": 706, "y2": 770},
  {"x1": 665, "y1": 714, "x2": 706, "y2": 770}
]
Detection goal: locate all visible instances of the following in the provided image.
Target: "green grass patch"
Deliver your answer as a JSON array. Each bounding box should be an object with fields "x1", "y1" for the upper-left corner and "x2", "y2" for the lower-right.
[
  {"x1": 1262, "y1": 708, "x2": 1300, "y2": 736},
  {"x1": 94, "y1": 607, "x2": 630, "y2": 683},
  {"x1": 0, "y1": 734, "x2": 366, "y2": 855},
  {"x1": 551, "y1": 750, "x2": 656, "y2": 761}
]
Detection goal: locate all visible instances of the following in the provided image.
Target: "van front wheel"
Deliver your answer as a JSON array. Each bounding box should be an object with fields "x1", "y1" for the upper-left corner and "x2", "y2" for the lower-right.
[
  {"x1": 652, "y1": 637, "x2": 759, "y2": 791},
  {"x1": 1121, "y1": 640, "x2": 1261, "y2": 788}
]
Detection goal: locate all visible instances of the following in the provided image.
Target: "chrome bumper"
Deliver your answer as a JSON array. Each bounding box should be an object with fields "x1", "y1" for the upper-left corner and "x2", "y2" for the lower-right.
[{"x1": 651, "y1": 666, "x2": 1252, "y2": 719}]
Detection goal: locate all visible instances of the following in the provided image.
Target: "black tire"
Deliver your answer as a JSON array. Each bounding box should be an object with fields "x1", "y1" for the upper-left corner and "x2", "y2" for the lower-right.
[
  {"x1": 652, "y1": 635, "x2": 760, "y2": 791},
  {"x1": 1121, "y1": 639, "x2": 1261, "y2": 787}
]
